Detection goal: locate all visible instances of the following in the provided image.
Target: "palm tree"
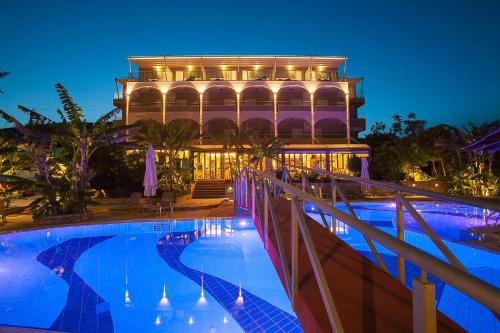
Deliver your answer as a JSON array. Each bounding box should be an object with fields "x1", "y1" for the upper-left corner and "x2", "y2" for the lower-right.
[
  {"x1": 248, "y1": 136, "x2": 282, "y2": 171},
  {"x1": 210, "y1": 123, "x2": 254, "y2": 179},
  {"x1": 135, "y1": 119, "x2": 200, "y2": 190}
]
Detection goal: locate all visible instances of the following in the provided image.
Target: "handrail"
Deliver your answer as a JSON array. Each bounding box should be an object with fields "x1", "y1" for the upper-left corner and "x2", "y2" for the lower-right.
[
  {"x1": 247, "y1": 167, "x2": 500, "y2": 316},
  {"x1": 282, "y1": 164, "x2": 499, "y2": 211}
]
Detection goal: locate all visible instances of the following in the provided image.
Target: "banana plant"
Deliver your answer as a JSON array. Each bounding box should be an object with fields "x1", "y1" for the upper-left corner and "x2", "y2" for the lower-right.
[{"x1": 54, "y1": 83, "x2": 140, "y2": 194}]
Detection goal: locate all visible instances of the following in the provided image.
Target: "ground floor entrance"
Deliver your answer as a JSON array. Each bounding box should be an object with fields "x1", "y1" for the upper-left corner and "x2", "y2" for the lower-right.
[{"x1": 193, "y1": 148, "x2": 370, "y2": 180}]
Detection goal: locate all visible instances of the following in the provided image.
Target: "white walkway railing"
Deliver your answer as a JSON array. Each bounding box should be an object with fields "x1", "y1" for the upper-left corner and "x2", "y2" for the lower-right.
[{"x1": 234, "y1": 165, "x2": 500, "y2": 333}]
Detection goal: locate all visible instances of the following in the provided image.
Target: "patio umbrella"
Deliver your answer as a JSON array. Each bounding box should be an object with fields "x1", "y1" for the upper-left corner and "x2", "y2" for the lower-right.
[
  {"x1": 361, "y1": 157, "x2": 370, "y2": 179},
  {"x1": 361, "y1": 157, "x2": 370, "y2": 193},
  {"x1": 143, "y1": 145, "x2": 158, "y2": 197}
]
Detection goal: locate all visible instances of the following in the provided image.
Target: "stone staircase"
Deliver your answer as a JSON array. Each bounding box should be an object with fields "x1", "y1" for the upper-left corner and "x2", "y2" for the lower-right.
[{"x1": 192, "y1": 179, "x2": 227, "y2": 199}]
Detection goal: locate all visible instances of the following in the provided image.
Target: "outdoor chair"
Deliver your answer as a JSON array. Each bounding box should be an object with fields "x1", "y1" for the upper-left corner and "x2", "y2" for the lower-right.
[
  {"x1": 154, "y1": 192, "x2": 176, "y2": 218},
  {"x1": 0, "y1": 199, "x2": 26, "y2": 225}
]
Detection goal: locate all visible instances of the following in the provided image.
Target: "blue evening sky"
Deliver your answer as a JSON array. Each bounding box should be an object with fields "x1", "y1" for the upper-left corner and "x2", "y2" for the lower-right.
[{"x1": 1, "y1": 0, "x2": 499, "y2": 134}]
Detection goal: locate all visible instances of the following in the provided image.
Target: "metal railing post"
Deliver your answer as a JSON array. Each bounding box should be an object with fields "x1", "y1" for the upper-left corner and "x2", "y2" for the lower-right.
[
  {"x1": 396, "y1": 194, "x2": 466, "y2": 271},
  {"x1": 330, "y1": 178, "x2": 337, "y2": 234},
  {"x1": 291, "y1": 198, "x2": 299, "y2": 310},
  {"x1": 412, "y1": 270, "x2": 437, "y2": 333},
  {"x1": 396, "y1": 195, "x2": 406, "y2": 284},
  {"x1": 264, "y1": 183, "x2": 269, "y2": 249},
  {"x1": 251, "y1": 173, "x2": 256, "y2": 222},
  {"x1": 291, "y1": 197, "x2": 345, "y2": 333}
]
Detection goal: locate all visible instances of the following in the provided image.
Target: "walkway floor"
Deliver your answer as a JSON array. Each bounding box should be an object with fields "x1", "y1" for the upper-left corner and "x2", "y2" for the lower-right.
[{"x1": 254, "y1": 198, "x2": 465, "y2": 333}]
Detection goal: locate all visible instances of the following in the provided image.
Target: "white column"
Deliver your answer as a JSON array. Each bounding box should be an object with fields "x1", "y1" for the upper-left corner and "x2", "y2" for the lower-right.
[
  {"x1": 199, "y1": 93, "x2": 204, "y2": 144},
  {"x1": 125, "y1": 93, "x2": 130, "y2": 126},
  {"x1": 236, "y1": 92, "x2": 241, "y2": 127},
  {"x1": 273, "y1": 92, "x2": 278, "y2": 137},
  {"x1": 310, "y1": 93, "x2": 315, "y2": 144},
  {"x1": 345, "y1": 92, "x2": 350, "y2": 145},
  {"x1": 162, "y1": 93, "x2": 166, "y2": 124}
]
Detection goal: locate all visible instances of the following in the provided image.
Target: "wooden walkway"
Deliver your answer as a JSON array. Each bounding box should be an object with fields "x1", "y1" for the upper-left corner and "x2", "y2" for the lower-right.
[{"x1": 254, "y1": 198, "x2": 464, "y2": 333}]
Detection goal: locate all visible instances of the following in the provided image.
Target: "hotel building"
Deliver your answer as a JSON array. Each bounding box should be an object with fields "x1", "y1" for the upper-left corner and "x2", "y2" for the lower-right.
[{"x1": 114, "y1": 56, "x2": 369, "y2": 180}]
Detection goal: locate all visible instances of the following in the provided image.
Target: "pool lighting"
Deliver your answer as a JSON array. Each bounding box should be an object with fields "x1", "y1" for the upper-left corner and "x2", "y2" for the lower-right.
[
  {"x1": 239, "y1": 220, "x2": 248, "y2": 227},
  {"x1": 223, "y1": 315, "x2": 228, "y2": 324},
  {"x1": 124, "y1": 289, "x2": 131, "y2": 306},
  {"x1": 197, "y1": 275, "x2": 207, "y2": 306},
  {"x1": 188, "y1": 316, "x2": 194, "y2": 325},
  {"x1": 155, "y1": 315, "x2": 161, "y2": 326},
  {"x1": 236, "y1": 286, "x2": 244, "y2": 305},
  {"x1": 158, "y1": 284, "x2": 169, "y2": 307},
  {"x1": 390, "y1": 202, "x2": 397, "y2": 208}
]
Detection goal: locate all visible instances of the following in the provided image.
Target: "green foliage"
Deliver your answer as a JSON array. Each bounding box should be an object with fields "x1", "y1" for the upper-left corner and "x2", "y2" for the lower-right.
[
  {"x1": 248, "y1": 136, "x2": 282, "y2": 171},
  {"x1": 363, "y1": 114, "x2": 499, "y2": 197},
  {"x1": 347, "y1": 155, "x2": 362, "y2": 176},
  {"x1": 449, "y1": 165, "x2": 499, "y2": 197},
  {"x1": 0, "y1": 84, "x2": 138, "y2": 219},
  {"x1": 135, "y1": 119, "x2": 199, "y2": 192}
]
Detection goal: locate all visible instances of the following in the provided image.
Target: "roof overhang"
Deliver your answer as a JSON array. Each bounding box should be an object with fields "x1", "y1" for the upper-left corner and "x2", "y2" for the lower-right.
[{"x1": 129, "y1": 55, "x2": 348, "y2": 69}]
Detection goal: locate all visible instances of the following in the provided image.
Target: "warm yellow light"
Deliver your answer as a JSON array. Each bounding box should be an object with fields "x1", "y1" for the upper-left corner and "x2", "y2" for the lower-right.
[
  {"x1": 220, "y1": 65, "x2": 227, "y2": 70},
  {"x1": 154, "y1": 65, "x2": 163, "y2": 72},
  {"x1": 187, "y1": 65, "x2": 193, "y2": 71},
  {"x1": 253, "y1": 65, "x2": 261, "y2": 70},
  {"x1": 318, "y1": 65, "x2": 325, "y2": 71},
  {"x1": 287, "y1": 65, "x2": 293, "y2": 70}
]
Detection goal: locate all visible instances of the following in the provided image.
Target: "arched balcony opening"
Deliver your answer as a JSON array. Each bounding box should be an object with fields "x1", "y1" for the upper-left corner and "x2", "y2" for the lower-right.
[
  {"x1": 129, "y1": 87, "x2": 163, "y2": 124},
  {"x1": 166, "y1": 86, "x2": 199, "y2": 112},
  {"x1": 314, "y1": 87, "x2": 345, "y2": 112},
  {"x1": 277, "y1": 86, "x2": 310, "y2": 112},
  {"x1": 203, "y1": 118, "x2": 237, "y2": 144},
  {"x1": 241, "y1": 118, "x2": 274, "y2": 142},
  {"x1": 204, "y1": 86, "x2": 236, "y2": 113},
  {"x1": 278, "y1": 118, "x2": 311, "y2": 144},
  {"x1": 168, "y1": 118, "x2": 200, "y2": 138},
  {"x1": 314, "y1": 118, "x2": 346, "y2": 143},
  {"x1": 241, "y1": 86, "x2": 273, "y2": 112}
]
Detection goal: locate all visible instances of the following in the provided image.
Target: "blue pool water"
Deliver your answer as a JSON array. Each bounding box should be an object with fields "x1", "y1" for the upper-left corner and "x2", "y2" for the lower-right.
[
  {"x1": 0, "y1": 219, "x2": 302, "y2": 333},
  {"x1": 306, "y1": 201, "x2": 499, "y2": 333}
]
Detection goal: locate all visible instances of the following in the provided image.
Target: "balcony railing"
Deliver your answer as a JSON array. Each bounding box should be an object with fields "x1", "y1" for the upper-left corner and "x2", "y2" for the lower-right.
[
  {"x1": 243, "y1": 69, "x2": 273, "y2": 81},
  {"x1": 204, "y1": 101, "x2": 236, "y2": 112},
  {"x1": 166, "y1": 102, "x2": 199, "y2": 112},
  {"x1": 125, "y1": 69, "x2": 347, "y2": 83},
  {"x1": 205, "y1": 69, "x2": 235, "y2": 81}
]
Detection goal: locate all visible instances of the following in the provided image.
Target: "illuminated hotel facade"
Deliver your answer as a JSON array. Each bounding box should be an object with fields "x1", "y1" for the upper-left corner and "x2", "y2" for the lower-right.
[{"x1": 114, "y1": 55, "x2": 369, "y2": 180}]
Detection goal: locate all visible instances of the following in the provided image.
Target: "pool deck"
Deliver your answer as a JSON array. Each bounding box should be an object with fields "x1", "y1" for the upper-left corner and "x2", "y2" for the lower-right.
[
  {"x1": 0, "y1": 196, "x2": 235, "y2": 233},
  {"x1": 254, "y1": 198, "x2": 465, "y2": 333}
]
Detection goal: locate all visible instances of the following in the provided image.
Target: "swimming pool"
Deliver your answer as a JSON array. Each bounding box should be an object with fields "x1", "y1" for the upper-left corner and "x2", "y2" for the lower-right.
[
  {"x1": 0, "y1": 219, "x2": 302, "y2": 333},
  {"x1": 306, "y1": 201, "x2": 499, "y2": 333}
]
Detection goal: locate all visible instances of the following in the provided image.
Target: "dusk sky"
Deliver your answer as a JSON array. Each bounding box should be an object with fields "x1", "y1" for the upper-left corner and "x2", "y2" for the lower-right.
[{"x1": 1, "y1": 0, "x2": 499, "y2": 133}]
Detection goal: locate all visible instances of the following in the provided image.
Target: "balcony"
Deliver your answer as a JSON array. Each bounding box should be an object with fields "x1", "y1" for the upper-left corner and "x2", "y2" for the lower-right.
[
  {"x1": 204, "y1": 100, "x2": 236, "y2": 112},
  {"x1": 166, "y1": 101, "x2": 199, "y2": 112},
  {"x1": 124, "y1": 69, "x2": 343, "y2": 83}
]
